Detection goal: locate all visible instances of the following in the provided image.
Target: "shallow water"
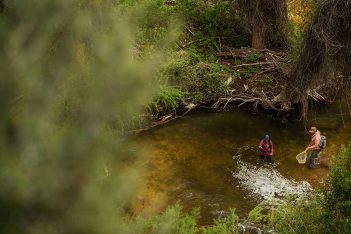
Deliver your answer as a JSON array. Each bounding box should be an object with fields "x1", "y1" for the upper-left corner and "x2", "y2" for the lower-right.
[{"x1": 130, "y1": 107, "x2": 351, "y2": 224}]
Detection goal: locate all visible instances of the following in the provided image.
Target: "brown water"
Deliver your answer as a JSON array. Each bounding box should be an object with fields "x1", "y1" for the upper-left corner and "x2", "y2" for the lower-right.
[{"x1": 131, "y1": 106, "x2": 351, "y2": 224}]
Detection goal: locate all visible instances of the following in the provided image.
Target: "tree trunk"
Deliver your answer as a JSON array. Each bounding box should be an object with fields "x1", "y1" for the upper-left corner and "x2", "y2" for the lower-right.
[
  {"x1": 0, "y1": 0, "x2": 4, "y2": 12},
  {"x1": 238, "y1": 0, "x2": 288, "y2": 50},
  {"x1": 285, "y1": 0, "x2": 351, "y2": 118},
  {"x1": 252, "y1": 25, "x2": 266, "y2": 49}
]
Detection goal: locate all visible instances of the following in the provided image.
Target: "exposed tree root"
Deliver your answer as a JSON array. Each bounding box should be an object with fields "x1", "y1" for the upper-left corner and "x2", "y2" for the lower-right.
[
  {"x1": 286, "y1": 0, "x2": 351, "y2": 117},
  {"x1": 214, "y1": 46, "x2": 292, "y2": 112}
]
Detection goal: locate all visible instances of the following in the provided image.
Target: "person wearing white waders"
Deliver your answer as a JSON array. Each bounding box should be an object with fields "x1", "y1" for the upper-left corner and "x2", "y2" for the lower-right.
[{"x1": 306, "y1": 127, "x2": 321, "y2": 168}]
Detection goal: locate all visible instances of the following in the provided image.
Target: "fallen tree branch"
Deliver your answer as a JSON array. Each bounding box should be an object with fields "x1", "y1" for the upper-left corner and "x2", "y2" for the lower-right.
[
  {"x1": 232, "y1": 62, "x2": 274, "y2": 69},
  {"x1": 131, "y1": 105, "x2": 195, "y2": 133}
]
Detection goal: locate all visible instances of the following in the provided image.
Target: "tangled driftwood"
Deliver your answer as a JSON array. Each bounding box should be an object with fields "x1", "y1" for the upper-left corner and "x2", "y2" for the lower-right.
[{"x1": 214, "y1": 46, "x2": 292, "y2": 111}]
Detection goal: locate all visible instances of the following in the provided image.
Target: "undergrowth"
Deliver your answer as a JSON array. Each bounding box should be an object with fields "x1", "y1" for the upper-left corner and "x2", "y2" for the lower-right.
[
  {"x1": 266, "y1": 143, "x2": 351, "y2": 233},
  {"x1": 149, "y1": 86, "x2": 187, "y2": 114},
  {"x1": 150, "y1": 51, "x2": 234, "y2": 115},
  {"x1": 127, "y1": 203, "x2": 239, "y2": 234},
  {"x1": 176, "y1": 0, "x2": 250, "y2": 60},
  {"x1": 150, "y1": 54, "x2": 233, "y2": 115}
]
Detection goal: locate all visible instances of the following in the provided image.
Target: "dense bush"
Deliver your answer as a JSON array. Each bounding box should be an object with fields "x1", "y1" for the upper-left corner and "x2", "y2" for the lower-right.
[
  {"x1": 148, "y1": 51, "x2": 233, "y2": 115},
  {"x1": 126, "y1": 204, "x2": 238, "y2": 234},
  {"x1": 287, "y1": 0, "x2": 317, "y2": 61},
  {"x1": 176, "y1": 0, "x2": 250, "y2": 59},
  {"x1": 0, "y1": 1, "x2": 176, "y2": 233},
  {"x1": 149, "y1": 86, "x2": 187, "y2": 114},
  {"x1": 267, "y1": 144, "x2": 351, "y2": 233},
  {"x1": 164, "y1": 52, "x2": 233, "y2": 103},
  {"x1": 323, "y1": 145, "x2": 351, "y2": 232},
  {"x1": 268, "y1": 195, "x2": 326, "y2": 233}
]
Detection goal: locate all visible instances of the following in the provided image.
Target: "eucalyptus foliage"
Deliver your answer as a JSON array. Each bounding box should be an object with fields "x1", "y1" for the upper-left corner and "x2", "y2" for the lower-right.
[{"x1": 0, "y1": 1, "x2": 174, "y2": 233}]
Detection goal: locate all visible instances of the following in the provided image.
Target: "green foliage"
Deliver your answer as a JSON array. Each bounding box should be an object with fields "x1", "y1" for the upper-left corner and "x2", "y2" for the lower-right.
[
  {"x1": 268, "y1": 195, "x2": 326, "y2": 234},
  {"x1": 117, "y1": 0, "x2": 180, "y2": 54},
  {"x1": 243, "y1": 52, "x2": 264, "y2": 63},
  {"x1": 126, "y1": 204, "x2": 239, "y2": 234},
  {"x1": 187, "y1": 44, "x2": 219, "y2": 63},
  {"x1": 267, "y1": 144, "x2": 351, "y2": 234},
  {"x1": 247, "y1": 204, "x2": 269, "y2": 224},
  {"x1": 0, "y1": 0, "x2": 176, "y2": 233},
  {"x1": 150, "y1": 86, "x2": 187, "y2": 113},
  {"x1": 287, "y1": 21, "x2": 305, "y2": 62},
  {"x1": 287, "y1": 0, "x2": 317, "y2": 55},
  {"x1": 201, "y1": 209, "x2": 239, "y2": 234},
  {"x1": 163, "y1": 52, "x2": 233, "y2": 104},
  {"x1": 129, "y1": 203, "x2": 200, "y2": 234},
  {"x1": 236, "y1": 66, "x2": 260, "y2": 79},
  {"x1": 176, "y1": 0, "x2": 229, "y2": 36},
  {"x1": 176, "y1": 0, "x2": 250, "y2": 59},
  {"x1": 324, "y1": 145, "x2": 351, "y2": 229}
]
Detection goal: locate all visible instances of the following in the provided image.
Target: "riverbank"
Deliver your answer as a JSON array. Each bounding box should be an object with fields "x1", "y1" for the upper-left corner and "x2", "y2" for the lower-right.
[
  {"x1": 135, "y1": 47, "x2": 292, "y2": 133},
  {"x1": 127, "y1": 0, "x2": 305, "y2": 133}
]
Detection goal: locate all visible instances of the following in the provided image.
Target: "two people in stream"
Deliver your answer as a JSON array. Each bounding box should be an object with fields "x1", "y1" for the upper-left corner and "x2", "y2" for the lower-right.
[{"x1": 258, "y1": 127, "x2": 325, "y2": 168}]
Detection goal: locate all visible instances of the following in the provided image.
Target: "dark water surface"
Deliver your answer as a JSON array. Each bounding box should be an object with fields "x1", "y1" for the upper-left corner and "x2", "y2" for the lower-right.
[{"x1": 131, "y1": 107, "x2": 351, "y2": 224}]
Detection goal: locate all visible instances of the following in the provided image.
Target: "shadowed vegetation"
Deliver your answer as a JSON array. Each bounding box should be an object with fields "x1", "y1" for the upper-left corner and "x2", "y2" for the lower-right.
[
  {"x1": 286, "y1": 0, "x2": 351, "y2": 116},
  {"x1": 237, "y1": 0, "x2": 289, "y2": 49}
]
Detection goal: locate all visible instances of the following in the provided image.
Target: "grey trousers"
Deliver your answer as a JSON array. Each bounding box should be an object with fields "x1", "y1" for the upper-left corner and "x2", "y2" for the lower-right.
[{"x1": 309, "y1": 149, "x2": 321, "y2": 168}]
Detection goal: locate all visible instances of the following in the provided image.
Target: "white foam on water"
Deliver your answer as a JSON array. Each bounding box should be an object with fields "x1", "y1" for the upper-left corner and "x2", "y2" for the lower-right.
[{"x1": 232, "y1": 159, "x2": 312, "y2": 201}]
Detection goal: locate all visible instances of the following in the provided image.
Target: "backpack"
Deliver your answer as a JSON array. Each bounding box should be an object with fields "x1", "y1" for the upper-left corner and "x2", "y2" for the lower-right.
[{"x1": 320, "y1": 135, "x2": 327, "y2": 149}]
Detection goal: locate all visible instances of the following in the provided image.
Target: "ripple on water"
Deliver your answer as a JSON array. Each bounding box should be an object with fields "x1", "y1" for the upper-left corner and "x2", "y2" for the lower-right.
[{"x1": 232, "y1": 159, "x2": 312, "y2": 201}]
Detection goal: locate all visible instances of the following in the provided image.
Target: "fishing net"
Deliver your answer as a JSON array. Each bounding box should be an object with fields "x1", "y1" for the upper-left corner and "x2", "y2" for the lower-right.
[{"x1": 296, "y1": 151, "x2": 307, "y2": 164}]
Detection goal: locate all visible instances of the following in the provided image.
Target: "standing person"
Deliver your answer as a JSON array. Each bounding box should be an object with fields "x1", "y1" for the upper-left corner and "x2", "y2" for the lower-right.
[
  {"x1": 258, "y1": 134, "x2": 274, "y2": 162},
  {"x1": 305, "y1": 126, "x2": 321, "y2": 168}
]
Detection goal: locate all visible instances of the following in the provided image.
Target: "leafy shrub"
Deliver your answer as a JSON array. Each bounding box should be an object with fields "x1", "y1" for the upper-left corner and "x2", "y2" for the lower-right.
[
  {"x1": 267, "y1": 144, "x2": 351, "y2": 234},
  {"x1": 243, "y1": 52, "x2": 264, "y2": 63},
  {"x1": 150, "y1": 86, "x2": 187, "y2": 114},
  {"x1": 236, "y1": 66, "x2": 260, "y2": 79},
  {"x1": 128, "y1": 203, "x2": 200, "y2": 234},
  {"x1": 247, "y1": 204, "x2": 269, "y2": 224},
  {"x1": 287, "y1": 0, "x2": 317, "y2": 61},
  {"x1": 323, "y1": 145, "x2": 351, "y2": 232},
  {"x1": 202, "y1": 209, "x2": 239, "y2": 234},
  {"x1": 176, "y1": 0, "x2": 250, "y2": 58},
  {"x1": 326, "y1": 145, "x2": 351, "y2": 214},
  {"x1": 165, "y1": 56, "x2": 232, "y2": 103},
  {"x1": 268, "y1": 195, "x2": 326, "y2": 234},
  {"x1": 0, "y1": 1, "x2": 176, "y2": 233},
  {"x1": 118, "y1": 0, "x2": 180, "y2": 53},
  {"x1": 128, "y1": 204, "x2": 239, "y2": 234}
]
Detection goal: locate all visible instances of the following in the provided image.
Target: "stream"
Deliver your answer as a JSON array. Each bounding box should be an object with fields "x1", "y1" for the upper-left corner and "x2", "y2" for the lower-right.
[{"x1": 130, "y1": 106, "x2": 351, "y2": 224}]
